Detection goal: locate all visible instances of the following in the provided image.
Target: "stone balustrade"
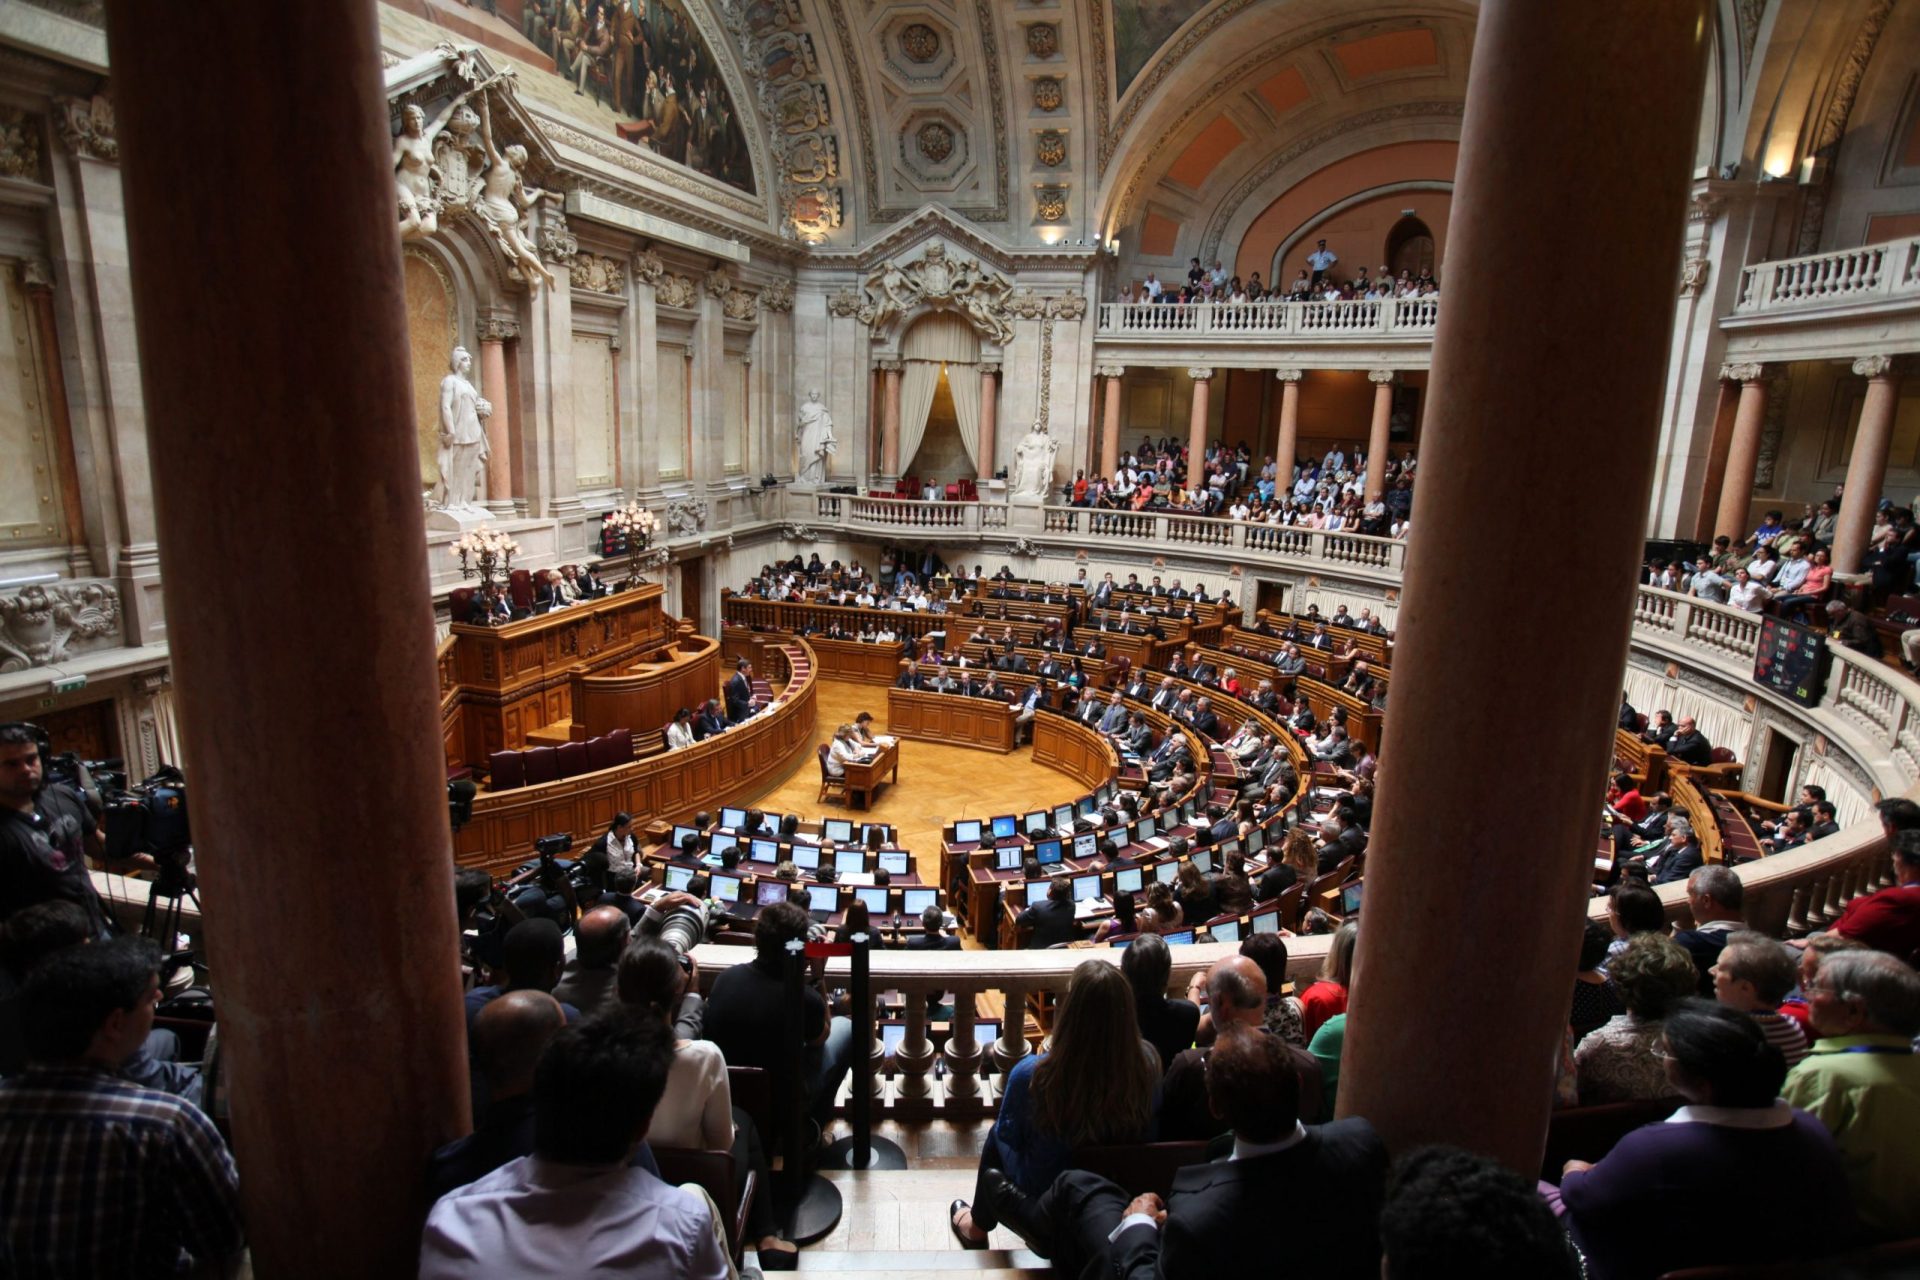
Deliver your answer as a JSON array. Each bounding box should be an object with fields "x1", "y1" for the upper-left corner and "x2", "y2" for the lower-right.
[
  {"x1": 1733, "y1": 235, "x2": 1920, "y2": 316},
  {"x1": 1094, "y1": 296, "x2": 1440, "y2": 341}
]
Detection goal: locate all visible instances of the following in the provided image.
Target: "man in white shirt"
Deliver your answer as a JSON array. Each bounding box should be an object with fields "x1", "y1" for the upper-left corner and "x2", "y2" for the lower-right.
[
  {"x1": 1306, "y1": 239, "x2": 1338, "y2": 285},
  {"x1": 1143, "y1": 274, "x2": 1161, "y2": 301},
  {"x1": 420, "y1": 1012, "x2": 730, "y2": 1279},
  {"x1": 1209, "y1": 260, "x2": 1228, "y2": 289},
  {"x1": 1726, "y1": 569, "x2": 1771, "y2": 614}
]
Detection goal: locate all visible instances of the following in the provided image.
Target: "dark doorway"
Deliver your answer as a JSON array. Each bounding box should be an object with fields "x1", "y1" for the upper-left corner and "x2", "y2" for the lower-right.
[
  {"x1": 1387, "y1": 215, "x2": 1436, "y2": 279},
  {"x1": 1758, "y1": 728, "x2": 1798, "y2": 803}
]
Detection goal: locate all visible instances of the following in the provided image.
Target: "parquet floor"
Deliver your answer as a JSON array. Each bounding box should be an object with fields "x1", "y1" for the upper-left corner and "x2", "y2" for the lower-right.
[{"x1": 744, "y1": 679, "x2": 1087, "y2": 872}]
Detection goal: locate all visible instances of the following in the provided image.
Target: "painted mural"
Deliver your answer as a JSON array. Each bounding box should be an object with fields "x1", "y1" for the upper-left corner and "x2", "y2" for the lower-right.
[
  {"x1": 510, "y1": 0, "x2": 754, "y2": 193},
  {"x1": 1111, "y1": 0, "x2": 1210, "y2": 96}
]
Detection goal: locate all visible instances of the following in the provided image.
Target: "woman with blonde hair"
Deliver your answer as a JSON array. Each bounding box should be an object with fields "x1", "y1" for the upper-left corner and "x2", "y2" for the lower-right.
[
  {"x1": 950, "y1": 960, "x2": 1161, "y2": 1247},
  {"x1": 1298, "y1": 918, "x2": 1358, "y2": 1039},
  {"x1": 825, "y1": 723, "x2": 859, "y2": 778},
  {"x1": 1140, "y1": 880, "x2": 1184, "y2": 934},
  {"x1": 1257, "y1": 827, "x2": 1318, "y2": 901}
]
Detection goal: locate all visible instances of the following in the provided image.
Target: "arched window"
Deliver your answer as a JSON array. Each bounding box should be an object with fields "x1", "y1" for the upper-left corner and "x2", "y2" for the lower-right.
[{"x1": 1386, "y1": 216, "x2": 1436, "y2": 279}]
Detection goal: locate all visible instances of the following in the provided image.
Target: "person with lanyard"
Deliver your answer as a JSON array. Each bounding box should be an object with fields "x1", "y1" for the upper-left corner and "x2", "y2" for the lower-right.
[
  {"x1": 1780, "y1": 950, "x2": 1920, "y2": 1240},
  {"x1": 0, "y1": 723, "x2": 108, "y2": 938}
]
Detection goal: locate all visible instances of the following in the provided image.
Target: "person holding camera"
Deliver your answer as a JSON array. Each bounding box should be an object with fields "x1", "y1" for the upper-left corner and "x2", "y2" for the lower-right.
[{"x1": 0, "y1": 723, "x2": 108, "y2": 937}]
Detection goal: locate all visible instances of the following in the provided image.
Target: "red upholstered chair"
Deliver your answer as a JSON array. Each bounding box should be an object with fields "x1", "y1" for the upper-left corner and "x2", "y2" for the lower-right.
[
  {"x1": 1709, "y1": 746, "x2": 1736, "y2": 764},
  {"x1": 945, "y1": 483, "x2": 961, "y2": 501},
  {"x1": 958, "y1": 478, "x2": 978, "y2": 501},
  {"x1": 585, "y1": 734, "x2": 621, "y2": 772},
  {"x1": 487, "y1": 751, "x2": 524, "y2": 791},
  {"x1": 508, "y1": 569, "x2": 534, "y2": 614},
  {"x1": 555, "y1": 741, "x2": 588, "y2": 778},
  {"x1": 449, "y1": 587, "x2": 477, "y2": 624},
  {"x1": 608, "y1": 728, "x2": 634, "y2": 762},
  {"x1": 522, "y1": 746, "x2": 558, "y2": 785}
]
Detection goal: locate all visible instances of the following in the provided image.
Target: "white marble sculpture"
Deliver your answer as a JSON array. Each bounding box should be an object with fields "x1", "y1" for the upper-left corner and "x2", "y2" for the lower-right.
[
  {"x1": 433, "y1": 346, "x2": 491, "y2": 519},
  {"x1": 795, "y1": 388, "x2": 837, "y2": 485},
  {"x1": 1011, "y1": 422, "x2": 1058, "y2": 499},
  {"x1": 475, "y1": 95, "x2": 556, "y2": 290},
  {"x1": 394, "y1": 93, "x2": 474, "y2": 239}
]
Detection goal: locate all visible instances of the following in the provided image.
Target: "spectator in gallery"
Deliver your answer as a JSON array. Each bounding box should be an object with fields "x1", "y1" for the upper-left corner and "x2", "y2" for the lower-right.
[
  {"x1": 1573, "y1": 933, "x2": 1699, "y2": 1105},
  {"x1": 1306, "y1": 239, "x2": 1338, "y2": 286}
]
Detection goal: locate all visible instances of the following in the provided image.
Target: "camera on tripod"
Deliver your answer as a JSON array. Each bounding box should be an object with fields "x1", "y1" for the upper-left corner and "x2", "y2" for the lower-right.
[{"x1": 103, "y1": 765, "x2": 193, "y2": 894}]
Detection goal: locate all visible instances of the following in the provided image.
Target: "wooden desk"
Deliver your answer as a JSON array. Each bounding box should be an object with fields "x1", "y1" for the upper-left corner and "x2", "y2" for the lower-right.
[
  {"x1": 806, "y1": 635, "x2": 913, "y2": 684},
  {"x1": 446, "y1": 585, "x2": 672, "y2": 760},
  {"x1": 887, "y1": 687, "x2": 1018, "y2": 753},
  {"x1": 844, "y1": 739, "x2": 900, "y2": 810}
]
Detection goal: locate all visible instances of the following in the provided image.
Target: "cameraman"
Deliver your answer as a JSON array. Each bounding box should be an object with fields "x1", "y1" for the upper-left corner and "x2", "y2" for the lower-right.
[
  {"x1": 455, "y1": 867, "x2": 524, "y2": 989},
  {"x1": 0, "y1": 724, "x2": 107, "y2": 937},
  {"x1": 632, "y1": 886, "x2": 714, "y2": 1039}
]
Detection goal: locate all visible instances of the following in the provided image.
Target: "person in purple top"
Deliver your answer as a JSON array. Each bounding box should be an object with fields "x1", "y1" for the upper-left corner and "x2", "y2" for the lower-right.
[{"x1": 1556, "y1": 999, "x2": 1856, "y2": 1279}]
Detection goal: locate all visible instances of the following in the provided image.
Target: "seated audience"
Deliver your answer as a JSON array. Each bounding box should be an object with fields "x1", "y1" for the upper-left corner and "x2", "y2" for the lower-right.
[
  {"x1": 427, "y1": 990, "x2": 576, "y2": 1201},
  {"x1": 1605, "y1": 879, "x2": 1665, "y2": 960},
  {"x1": 1709, "y1": 930, "x2": 1810, "y2": 1066},
  {"x1": 950, "y1": 959, "x2": 1159, "y2": 1247},
  {"x1": 1163, "y1": 957, "x2": 1322, "y2": 1141},
  {"x1": 1780, "y1": 950, "x2": 1920, "y2": 1238},
  {"x1": 1570, "y1": 918, "x2": 1626, "y2": 1039},
  {"x1": 1561, "y1": 999, "x2": 1856, "y2": 1279},
  {"x1": 704, "y1": 902, "x2": 854, "y2": 1141},
  {"x1": 0, "y1": 937, "x2": 244, "y2": 1277},
  {"x1": 1829, "y1": 826, "x2": 1920, "y2": 963},
  {"x1": 1574, "y1": 933, "x2": 1697, "y2": 1105},
  {"x1": 551, "y1": 905, "x2": 630, "y2": 1017},
  {"x1": 419, "y1": 1010, "x2": 730, "y2": 1278},
  {"x1": 1298, "y1": 919, "x2": 1357, "y2": 1040},
  {"x1": 1012, "y1": 1028, "x2": 1386, "y2": 1278},
  {"x1": 466, "y1": 919, "x2": 579, "y2": 1030},
  {"x1": 1671, "y1": 865, "x2": 1745, "y2": 993},
  {"x1": 1123, "y1": 932, "x2": 1199, "y2": 1071},
  {"x1": 1380, "y1": 1146, "x2": 1579, "y2": 1279},
  {"x1": 620, "y1": 937, "x2": 795, "y2": 1267}
]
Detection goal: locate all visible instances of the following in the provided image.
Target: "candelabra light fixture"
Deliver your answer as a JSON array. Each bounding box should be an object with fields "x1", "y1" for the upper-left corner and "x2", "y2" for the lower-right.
[
  {"x1": 453, "y1": 526, "x2": 521, "y2": 626},
  {"x1": 604, "y1": 501, "x2": 664, "y2": 587}
]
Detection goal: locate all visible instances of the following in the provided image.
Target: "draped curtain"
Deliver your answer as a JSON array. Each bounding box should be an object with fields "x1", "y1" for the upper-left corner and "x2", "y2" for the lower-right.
[
  {"x1": 151, "y1": 688, "x2": 183, "y2": 770},
  {"x1": 898, "y1": 312, "x2": 980, "y2": 475},
  {"x1": 947, "y1": 365, "x2": 981, "y2": 471}
]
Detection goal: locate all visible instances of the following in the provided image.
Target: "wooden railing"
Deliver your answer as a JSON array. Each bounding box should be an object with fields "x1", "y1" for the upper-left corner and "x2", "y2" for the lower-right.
[
  {"x1": 1094, "y1": 295, "x2": 1441, "y2": 340},
  {"x1": 1733, "y1": 235, "x2": 1920, "y2": 315}
]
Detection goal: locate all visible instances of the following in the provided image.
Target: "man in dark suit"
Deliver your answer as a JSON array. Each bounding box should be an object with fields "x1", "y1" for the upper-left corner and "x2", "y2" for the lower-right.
[
  {"x1": 1647, "y1": 820, "x2": 1703, "y2": 885},
  {"x1": 1664, "y1": 715, "x2": 1712, "y2": 767},
  {"x1": 1642, "y1": 709, "x2": 1676, "y2": 748},
  {"x1": 1188, "y1": 697, "x2": 1221, "y2": 740},
  {"x1": 1805, "y1": 799, "x2": 1841, "y2": 841},
  {"x1": 1147, "y1": 737, "x2": 1189, "y2": 783},
  {"x1": 901, "y1": 905, "x2": 961, "y2": 951},
  {"x1": 1006, "y1": 1028, "x2": 1386, "y2": 1278},
  {"x1": 1014, "y1": 877, "x2": 1084, "y2": 948},
  {"x1": 724, "y1": 659, "x2": 755, "y2": 722},
  {"x1": 1670, "y1": 864, "x2": 1744, "y2": 992},
  {"x1": 692, "y1": 698, "x2": 727, "y2": 741}
]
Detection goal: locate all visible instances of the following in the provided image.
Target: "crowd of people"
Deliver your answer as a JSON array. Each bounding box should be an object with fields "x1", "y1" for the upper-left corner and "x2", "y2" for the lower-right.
[
  {"x1": 1057, "y1": 438, "x2": 1417, "y2": 530},
  {"x1": 1119, "y1": 246, "x2": 1441, "y2": 306}
]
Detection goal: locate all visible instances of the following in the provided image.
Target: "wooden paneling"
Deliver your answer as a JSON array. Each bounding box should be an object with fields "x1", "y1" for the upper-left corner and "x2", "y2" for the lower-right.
[
  {"x1": 572, "y1": 635, "x2": 721, "y2": 739},
  {"x1": 887, "y1": 688, "x2": 1018, "y2": 753},
  {"x1": 808, "y1": 636, "x2": 911, "y2": 684},
  {"x1": 31, "y1": 700, "x2": 119, "y2": 764}
]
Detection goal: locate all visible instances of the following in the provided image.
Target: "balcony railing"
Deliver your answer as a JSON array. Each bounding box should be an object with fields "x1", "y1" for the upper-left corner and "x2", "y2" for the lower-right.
[
  {"x1": 1733, "y1": 235, "x2": 1920, "y2": 315},
  {"x1": 816, "y1": 493, "x2": 1009, "y2": 534},
  {"x1": 1094, "y1": 296, "x2": 1440, "y2": 340},
  {"x1": 1036, "y1": 505, "x2": 1410, "y2": 573}
]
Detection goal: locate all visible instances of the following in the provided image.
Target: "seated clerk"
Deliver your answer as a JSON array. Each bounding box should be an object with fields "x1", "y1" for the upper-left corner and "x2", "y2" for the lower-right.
[
  {"x1": 1003, "y1": 1024, "x2": 1386, "y2": 1279},
  {"x1": 692, "y1": 698, "x2": 727, "y2": 741},
  {"x1": 1015, "y1": 876, "x2": 1086, "y2": 948}
]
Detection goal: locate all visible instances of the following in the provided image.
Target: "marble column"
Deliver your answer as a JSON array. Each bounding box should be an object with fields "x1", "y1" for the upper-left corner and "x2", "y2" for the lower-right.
[
  {"x1": 1337, "y1": 0, "x2": 1709, "y2": 1172},
  {"x1": 1832, "y1": 355, "x2": 1903, "y2": 576},
  {"x1": 1712, "y1": 362, "x2": 1768, "y2": 543},
  {"x1": 1691, "y1": 375, "x2": 1741, "y2": 542},
  {"x1": 1098, "y1": 364, "x2": 1126, "y2": 477},
  {"x1": 1186, "y1": 368, "x2": 1213, "y2": 492},
  {"x1": 1364, "y1": 370, "x2": 1395, "y2": 502},
  {"x1": 879, "y1": 358, "x2": 904, "y2": 481},
  {"x1": 1274, "y1": 369, "x2": 1303, "y2": 482},
  {"x1": 17, "y1": 260, "x2": 93, "y2": 572},
  {"x1": 105, "y1": 1, "x2": 471, "y2": 1273},
  {"x1": 478, "y1": 317, "x2": 518, "y2": 516},
  {"x1": 977, "y1": 361, "x2": 1000, "y2": 482}
]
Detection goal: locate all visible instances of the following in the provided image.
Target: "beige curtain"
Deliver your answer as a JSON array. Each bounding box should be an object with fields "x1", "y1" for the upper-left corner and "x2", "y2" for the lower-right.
[
  {"x1": 898, "y1": 361, "x2": 940, "y2": 479},
  {"x1": 151, "y1": 688, "x2": 183, "y2": 769},
  {"x1": 900, "y1": 312, "x2": 980, "y2": 478},
  {"x1": 947, "y1": 365, "x2": 981, "y2": 471}
]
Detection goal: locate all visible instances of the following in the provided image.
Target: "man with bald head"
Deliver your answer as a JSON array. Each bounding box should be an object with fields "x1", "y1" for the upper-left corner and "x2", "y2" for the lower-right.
[
  {"x1": 429, "y1": 990, "x2": 567, "y2": 1201},
  {"x1": 1158, "y1": 956, "x2": 1322, "y2": 1141},
  {"x1": 553, "y1": 906, "x2": 630, "y2": 1017}
]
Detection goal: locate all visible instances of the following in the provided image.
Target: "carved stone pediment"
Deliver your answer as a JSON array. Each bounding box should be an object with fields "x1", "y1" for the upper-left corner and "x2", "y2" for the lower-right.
[
  {"x1": 843, "y1": 240, "x2": 1016, "y2": 344},
  {"x1": 0, "y1": 581, "x2": 123, "y2": 671}
]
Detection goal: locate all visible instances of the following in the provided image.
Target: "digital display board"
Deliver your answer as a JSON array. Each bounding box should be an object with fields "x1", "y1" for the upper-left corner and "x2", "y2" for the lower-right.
[{"x1": 1753, "y1": 617, "x2": 1831, "y2": 707}]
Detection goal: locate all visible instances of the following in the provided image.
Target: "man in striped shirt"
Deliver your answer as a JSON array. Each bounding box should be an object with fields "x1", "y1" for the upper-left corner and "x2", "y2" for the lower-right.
[
  {"x1": 0, "y1": 937, "x2": 243, "y2": 1277},
  {"x1": 1709, "y1": 931, "x2": 1810, "y2": 1066}
]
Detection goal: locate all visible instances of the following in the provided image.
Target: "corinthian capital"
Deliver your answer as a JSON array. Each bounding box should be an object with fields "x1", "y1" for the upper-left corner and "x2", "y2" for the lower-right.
[
  {"x1": 477, "y1": 316, "x2": 521, "y2": 343},
  {"x1": 1720, "y1": 361, "x2": 1765, "y2": 383},
  {"x1": 1852, "y1": 354, "x2": 1895, "y2": 380}
]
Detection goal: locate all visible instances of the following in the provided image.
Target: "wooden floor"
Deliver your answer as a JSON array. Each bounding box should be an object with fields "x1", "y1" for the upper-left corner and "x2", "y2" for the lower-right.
[{"x1": 745, "y1": 679, "x2": 1087, "y2": 877}]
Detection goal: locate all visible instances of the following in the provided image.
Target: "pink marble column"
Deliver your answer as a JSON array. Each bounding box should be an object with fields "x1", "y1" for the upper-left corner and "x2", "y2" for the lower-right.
[
  {"x1": 105, "y1": 0, "x2": 471, "y2": 1271},
  {"x1": 1337, "y1": 0, "x2": 1710, "y2": 1172},
  {"x1": 1832, "y1": 355, "x2": 1903, "y2": 576},
  {"x1": 1364, "y1": 369, "x2": 1394, "y2": 502},
  {"x1": 879, "y1": 359, "x2": 904, "y2": 480},
  {"x1": 977, "y1": 361, "x2": 1000, "y2": 482},
  {"x1": 1712, "y1": 363, "x2": 1768, "y2": 543},
  {"x1": 1099, "y1": 364, "x2": 1125, "y2": 477},
  {"x1": 478, "y1": 318, "x2": 517, "y2": 513},
  {"x1": 1274, "y1": 368, "x2": 1303, "y2": 480},
  {"x1": 1186, "y1": 368, "x2": 1213, "y2": 492}
]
